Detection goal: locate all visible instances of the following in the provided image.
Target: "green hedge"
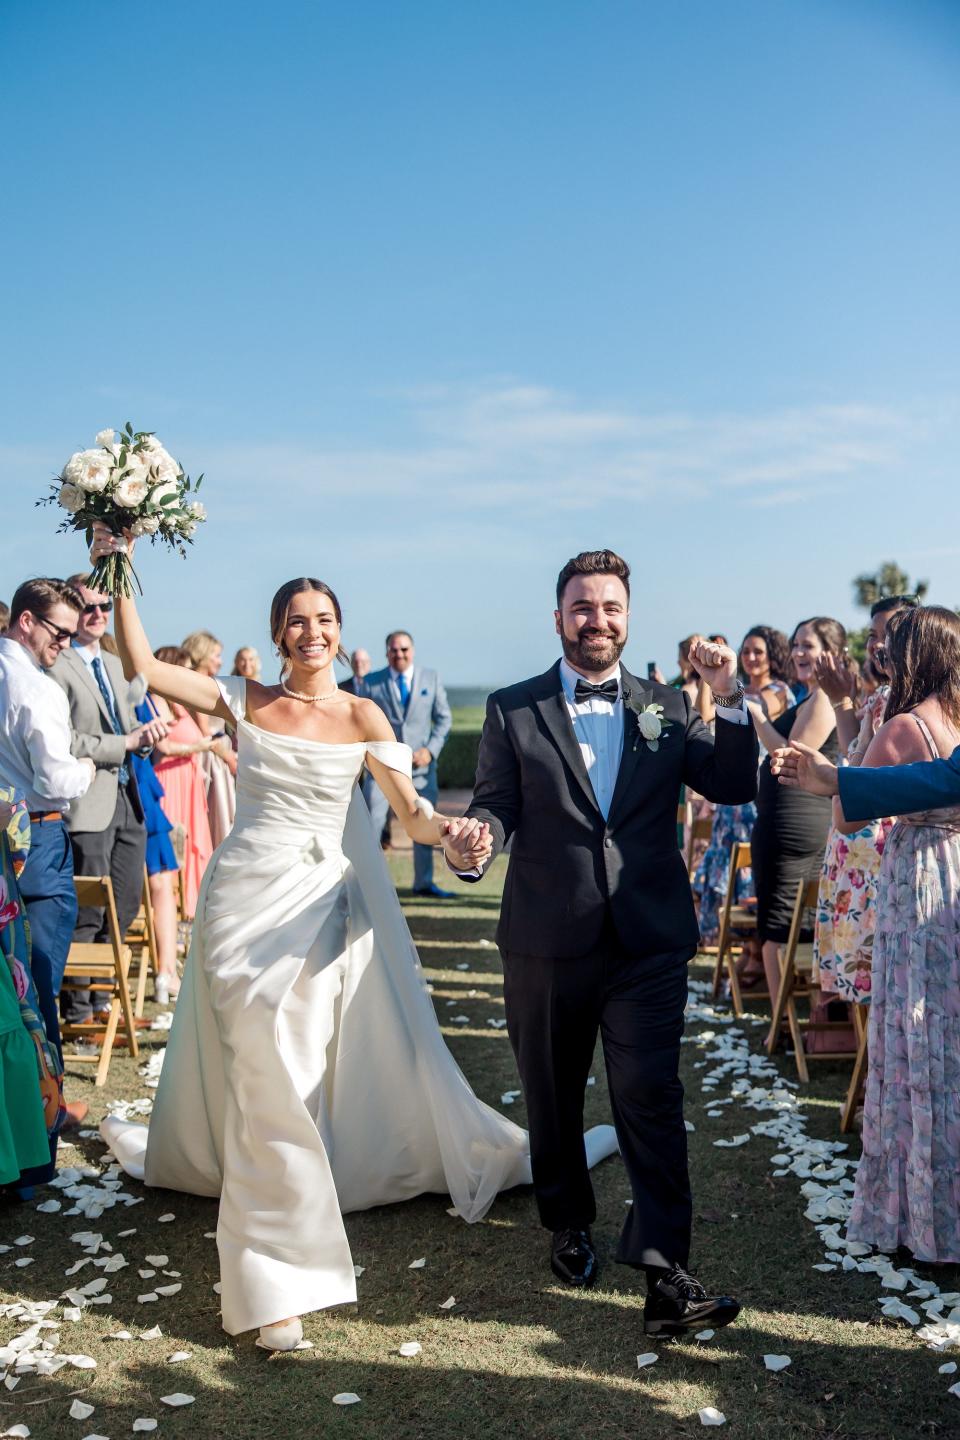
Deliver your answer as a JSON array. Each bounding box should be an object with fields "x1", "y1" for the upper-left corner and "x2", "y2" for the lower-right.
[{"x1": 438, "y1": 730, "x2": 481, "y2": 789}]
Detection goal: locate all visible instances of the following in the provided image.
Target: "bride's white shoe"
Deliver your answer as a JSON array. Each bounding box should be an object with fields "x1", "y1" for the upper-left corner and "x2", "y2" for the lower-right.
[{"x1": 256, "y1": 1317, "x2": 303, "y2": 1351}]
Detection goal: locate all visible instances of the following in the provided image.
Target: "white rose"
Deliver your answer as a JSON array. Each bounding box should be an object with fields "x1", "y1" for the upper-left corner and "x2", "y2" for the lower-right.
[
  {"x1": 151, "y1": 452, "x2": 180, "y2": 483},
  {"x1": 114, "y1": 461, "x2": 150, "y2": 508},
  {"x1": 62, "y1": 448, "x2": 113, "y2": 494},
  {"x1": 179, "y1": 519, "x2": 198, "y2": 539},
  {"x1": 131, "y1": 514, "x2": 161, "y2": 537},
  {"x1": 149, "y1": 479, "x2": 180, "y2": 507},
  {"x1": 638, "y1": 710, "x2": 662, "y2": 741},
  {"x1": 95, "y1": 428, "x2": 116, "y2": 448},
  {"x1": 59, "y1": 481, "x2": 85, "y2": 515},
  {"x1": 186, "y1": 500, "x2": 207, "y2": 521}
]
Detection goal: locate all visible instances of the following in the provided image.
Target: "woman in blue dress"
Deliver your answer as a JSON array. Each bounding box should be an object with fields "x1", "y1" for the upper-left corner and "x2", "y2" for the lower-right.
[{"x1": 132, "y1": 696, "x2": 182, "y2": 1005}]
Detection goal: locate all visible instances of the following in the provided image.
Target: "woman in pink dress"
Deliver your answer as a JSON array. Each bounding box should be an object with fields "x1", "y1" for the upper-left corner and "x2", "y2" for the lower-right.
[{"x1": 150, "y1": 645, "x2": 218, "y2": 919}]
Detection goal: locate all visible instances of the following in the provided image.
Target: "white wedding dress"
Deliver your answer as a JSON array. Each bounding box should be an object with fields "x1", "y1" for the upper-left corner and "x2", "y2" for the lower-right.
[{"x1": 102, "y1": 677, "x2": 616, "y2": 1335}]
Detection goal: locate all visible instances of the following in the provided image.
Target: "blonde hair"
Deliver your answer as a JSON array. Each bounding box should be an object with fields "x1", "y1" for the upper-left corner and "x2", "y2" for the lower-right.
[
  {"x1": 181, "y1": 629, "x2": 222, "y2": 672},
  {"x1": 231, "y1": 646, "x2": 262, "y2": 679}
]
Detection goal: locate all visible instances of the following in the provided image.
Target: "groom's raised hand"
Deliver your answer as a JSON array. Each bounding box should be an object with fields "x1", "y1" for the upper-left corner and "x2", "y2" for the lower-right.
[
  {"x1": 685, "y1": 635, "x2": 738, "y2": 693},
  {"x1": 441, "y1": 817, "x2": 493, "y2": 873}
]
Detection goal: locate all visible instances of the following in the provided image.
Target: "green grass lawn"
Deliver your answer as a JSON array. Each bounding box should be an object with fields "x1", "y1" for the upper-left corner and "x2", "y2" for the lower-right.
[{"x1": 1, "y1": 858, "x2": 955, "y2": 1439}]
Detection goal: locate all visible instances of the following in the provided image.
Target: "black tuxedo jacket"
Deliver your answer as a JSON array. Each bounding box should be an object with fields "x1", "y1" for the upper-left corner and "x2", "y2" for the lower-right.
[{"x1": 464, "y1": 662, "x2": 759, "y2": 959}]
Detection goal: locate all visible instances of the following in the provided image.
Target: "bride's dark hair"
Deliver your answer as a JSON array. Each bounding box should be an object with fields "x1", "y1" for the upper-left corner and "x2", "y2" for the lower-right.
[{"x1": 270, "y1": 578, "x2": 349, "y2": 670}]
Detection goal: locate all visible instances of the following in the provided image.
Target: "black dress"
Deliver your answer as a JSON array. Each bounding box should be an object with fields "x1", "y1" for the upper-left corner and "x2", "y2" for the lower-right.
[{"x1": 751, "y1": 702, "x2": 838, "y2": 942}]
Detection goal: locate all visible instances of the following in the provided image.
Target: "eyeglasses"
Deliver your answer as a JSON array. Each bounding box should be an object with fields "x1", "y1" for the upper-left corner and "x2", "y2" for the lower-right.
[
  {"x1": 82, "y1": 600, "x2": 113, "y2": 616},
  {"x1": 35, "y1": 615, "x2": 77, "y2": 645}
]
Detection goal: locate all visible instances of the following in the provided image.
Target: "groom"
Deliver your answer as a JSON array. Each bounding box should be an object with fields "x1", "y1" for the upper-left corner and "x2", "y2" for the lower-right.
[{"x1": 452, "y1": 549, "x2": 758, "y2": 1336}]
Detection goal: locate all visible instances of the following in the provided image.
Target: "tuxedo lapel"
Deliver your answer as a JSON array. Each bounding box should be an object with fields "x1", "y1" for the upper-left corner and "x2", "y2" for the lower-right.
[
  {"x1": 531, "y1": 663, "x2": 600, "y2": 815},
  {"x1": 607, "y1": 668, "x2": 650, "y2": 823}
]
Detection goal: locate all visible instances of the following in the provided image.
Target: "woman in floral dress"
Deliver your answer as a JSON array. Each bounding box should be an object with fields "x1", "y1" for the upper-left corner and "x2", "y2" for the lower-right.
[{"x1": 843, "y1": 607, "x2": 960, "y2": 1263}]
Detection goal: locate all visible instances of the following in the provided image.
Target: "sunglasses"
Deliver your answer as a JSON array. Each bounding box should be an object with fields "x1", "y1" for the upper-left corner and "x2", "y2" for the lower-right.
[
  {"x1": 36, "y1": 614, "x2": 77, "y2": 645},
  {"x1": 82, "y1": 600, "x2": 113, "y2": 616}
]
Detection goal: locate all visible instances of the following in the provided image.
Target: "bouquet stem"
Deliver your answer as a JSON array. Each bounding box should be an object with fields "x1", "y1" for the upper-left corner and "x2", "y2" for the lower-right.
[{"x1": 87, "y1": 549, "x2": 142, "y2": 598}]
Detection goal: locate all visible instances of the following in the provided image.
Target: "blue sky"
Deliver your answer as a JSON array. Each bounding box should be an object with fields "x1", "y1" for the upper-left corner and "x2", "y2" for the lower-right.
[{"x1": 2, "y1": 0, "x2": 958, "y2": 684}]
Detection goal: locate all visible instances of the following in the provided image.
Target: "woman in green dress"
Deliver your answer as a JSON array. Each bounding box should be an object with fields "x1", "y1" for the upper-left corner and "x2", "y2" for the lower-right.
[{"x1": 0, "y1": 788, "x2": 65, "y2": 1189}]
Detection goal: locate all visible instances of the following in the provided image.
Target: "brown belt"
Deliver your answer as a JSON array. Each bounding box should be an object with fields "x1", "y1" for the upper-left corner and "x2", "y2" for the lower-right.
[{"x1": 29, "y1": 811, "x2": 63, "y2": 823}]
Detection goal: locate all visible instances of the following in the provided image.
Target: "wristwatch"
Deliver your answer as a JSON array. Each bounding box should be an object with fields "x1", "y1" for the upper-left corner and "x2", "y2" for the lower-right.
[{"x1": 711, "y1": 683, "x2": 745, "y2": 708}]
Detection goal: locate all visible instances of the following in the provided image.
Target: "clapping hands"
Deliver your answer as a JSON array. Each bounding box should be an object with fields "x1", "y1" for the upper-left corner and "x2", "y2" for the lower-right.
[
  {"x1": 441, "y1": 817, "x2": 493, "y2": 873},
  {"x1": 814, "y1": 651, "x2": 859, "y2": 706}
]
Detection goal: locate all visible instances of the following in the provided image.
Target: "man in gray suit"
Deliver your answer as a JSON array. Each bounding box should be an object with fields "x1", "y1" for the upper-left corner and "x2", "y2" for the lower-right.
[
  {"x1": 361, "y1": 630, "x2": 453, "y2": 896},
  {"x1": 51, "y1": 576, "x2": 166, "y2": 1026}
]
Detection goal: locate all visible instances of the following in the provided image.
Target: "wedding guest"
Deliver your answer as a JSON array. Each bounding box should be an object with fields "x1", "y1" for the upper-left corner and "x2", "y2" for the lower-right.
[
  {"x1": 749, "y1": 617, "x2": 845, "y2": 1004},
  {"x1": 0, "y1": 601, "x2": 9, "y2": 635},
  {"x1": 0, "y1": 579, "x2": 94, "y2": 1128},
  {"x1": 130, "y1": 694, "x2": 181, "y2": 1006},
  {"x1": 150, "y1": 646, "x2": 217, "y2": 918},
  {"x1": 362, "y1": 631, "x2": 453, "y2": 896},
  {"x1": 231, "y1": 647, "x2": 262, "y2": 680},
  {"x1": 339, "y1": 647, "x2": 372, "y2": 696},
  {"x1": 838, "y1": 607, "x2": 960, "y2": 1262},
  {"x1": 694, "y1": 626, "x2": 792, "y2": 953},
  {"x1": 813, "y1": 595, "x2": 919, "y2": 1010},
  {"x1": 0, "y1": 789, "x2": 65, "y2": 1191},
  {"x1": 52, "y1": 576, "x2": 164, "y2": 1033},
  {"x1": 773, "y1": 740, "x2": 960, "y2": 819},
  {"x1": 182, "y1": 629, "x2": 236, "y2": 847}
]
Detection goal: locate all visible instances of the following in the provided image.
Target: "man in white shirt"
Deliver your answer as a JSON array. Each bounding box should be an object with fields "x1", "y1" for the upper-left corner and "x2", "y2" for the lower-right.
[{"x1": 0, "y1": 579, "x2": 94, "y2": 1095}]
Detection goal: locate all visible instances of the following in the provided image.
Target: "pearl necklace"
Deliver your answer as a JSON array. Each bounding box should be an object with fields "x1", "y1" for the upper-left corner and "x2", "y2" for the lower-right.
[{"x1": 280, "y1": 680, "x2": 342, "y2": 704}]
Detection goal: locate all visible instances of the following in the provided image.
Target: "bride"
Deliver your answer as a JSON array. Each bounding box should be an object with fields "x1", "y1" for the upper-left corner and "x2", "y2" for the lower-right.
[{"x1": 91, "y1": 529, "x2": 616, "y2": 1351}]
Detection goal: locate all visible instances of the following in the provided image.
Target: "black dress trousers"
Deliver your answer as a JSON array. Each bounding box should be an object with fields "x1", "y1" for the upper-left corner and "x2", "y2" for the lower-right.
[{"x1": 501, "y1": 909, "x2": 695, "y2": 1270}]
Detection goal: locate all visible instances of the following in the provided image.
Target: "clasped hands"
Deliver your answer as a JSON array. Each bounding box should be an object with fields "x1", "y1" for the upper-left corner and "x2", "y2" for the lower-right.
[{"x1": 440, "y1": 816, "x2": 493, "y2": 872}]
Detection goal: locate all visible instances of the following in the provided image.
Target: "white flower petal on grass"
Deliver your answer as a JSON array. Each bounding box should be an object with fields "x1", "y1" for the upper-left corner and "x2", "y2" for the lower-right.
[
  {"x1": 455, "y1": 963, "x2": 469, "y2": 971},
  {"x1": 157, "y1": 1213, "x2": 175, "y2": 1222},
  {"x1": 939, "y1": 1362, "x2": 957, "y2": 1374},
  {"x1": 811, "y1": 1263, "x2": 836, "y2": 1273},
  {"x1": 138, "y1": 1326, "x2": 163, "y2": 1341},
  {"x1": 763, "y1": 1354, "x2": 792, "y2": 1371},
  {"x1": 69, "y1": 1400, "x2": 95, "y2": 1420},
  {"x1": 64, "y1": 1355, "x2": 97, "y2": 1369},
  {"x1": 212, "y1": 1282, "x2": 222, "y2": 1294},
  {"x1": 398, "y1": 1342, "x2": 422, "y2": 1357},
  {"x1": 203, "y1": 1231, "x2": 216, "y2": 1240},
  {"x1": 160, "y1": 1393, "x2": 195, "y2": 1407},
  {"x1": 699, "y1": 1409, "x2": 727, "y2": 1426},
  {"x1": 452, "y1": 1015, "x2": 469, "y2": 1024},
  {"x1": 685, "y1": 1120, "x2": 696, "y2": 1132},
  {"x1": 138, "y1": 1293, "x2": 159, "y2": 1303},
  {"x1": 133, "y1": 1423, "x2": 158, "y2": 1433},
  {"x1": 14, "y1": 1258, "x2": 34, "y2": 1268},
  {"x1": 155, "y1": 1284, "x2": 182, "y2": 1297},
  {"x1": 332, "y1": 1394, "x2": 361, "y2": 1406},
  {"x1": 408, "y1": 1258, "x2": 426, "y2": 1270},
  {"x1": 636, "y1": 1352, "x2": 658, "y2": 1368},
  {"x1": 139, "y1": 1270, "x2": 156, "y2": 1279},
  {"x1": 713, "y1": 1135, "x2": 750, "y2": 1149},
  {"x1": 353, "y1": 1266, "x2": 365, "y2": 1278},
  {"x1": 695, "y1": 1329, "x2": 715, "y2": 1341},
  {"x1": 36, "y1": 1200, "x2": 61, "y2": 1213},
  {"x1": 949, "y1": 1381, "x2": 960, "y2": 1399},
  {"x1": 438, "y1": 1296, "x2": 457, "y2": 1310},
  {"x1": 2, "y1": 1426, "x2": 30, "y2": 1437},
  {"x1": 118, "y1": 1228, "x2": 137, "y2": 1237},
  {"x1": 167, "y1": 1351, "x2": 192, "y2": 1363},
  {"x1": 145, "y1": 1255, "x2": 168, "y2": 1266},
  {"x1": 3, "y1": 1376, "x2": 17, "y2": 1391}
]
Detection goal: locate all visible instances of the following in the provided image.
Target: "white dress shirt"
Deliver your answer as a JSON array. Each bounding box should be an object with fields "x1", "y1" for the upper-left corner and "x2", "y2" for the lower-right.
[
  {"x1": 73, "y1": 638, "x2": 120, "y2": 710},
  {"x1": 559, "y1": 658, "x2": 625, "y2": 820},
  {"x1": 390, "y1": 665, "x2": 415, "y2": 709},
  {"x1": 0, "y1": 637, "x2": 92, "y2": 812}
]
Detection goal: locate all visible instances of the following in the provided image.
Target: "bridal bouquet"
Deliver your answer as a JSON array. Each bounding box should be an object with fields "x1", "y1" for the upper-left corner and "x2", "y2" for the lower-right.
[{"x1": 39, "y1": 424, "x2": 206, "y2": 596}]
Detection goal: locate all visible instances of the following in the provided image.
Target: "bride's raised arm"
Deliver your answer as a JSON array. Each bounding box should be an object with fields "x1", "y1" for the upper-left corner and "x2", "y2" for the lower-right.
[{"x1": 90, "y1": 523, "x2": 235, "y2": 727}]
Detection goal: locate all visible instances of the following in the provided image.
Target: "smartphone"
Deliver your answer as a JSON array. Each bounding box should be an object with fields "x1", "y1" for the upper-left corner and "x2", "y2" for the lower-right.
[{"x1": 647, "y1": 662, "x2": 657, "y2": 679}]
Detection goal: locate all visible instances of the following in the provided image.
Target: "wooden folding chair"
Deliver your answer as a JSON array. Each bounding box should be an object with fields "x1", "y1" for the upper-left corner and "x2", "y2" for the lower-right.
[
  {"x1": 765, "y1": 877, "x2": 836, "y2": 1081},
  {"x1": 125, "y1": 867, "x2": 159, "y2": 1018},
  {"x1": 61, "y1": 875, "x2": 139, "y2": 1085},
  {"x1": 686, "y1": 815, "x2": 713, "y2": 881},
  {"x1": 710, "y1": 842, "x2": 762, "y2": 1012},
  {"x1": 840, "y1": 1002, "x2": 869, "y2": 1133}
]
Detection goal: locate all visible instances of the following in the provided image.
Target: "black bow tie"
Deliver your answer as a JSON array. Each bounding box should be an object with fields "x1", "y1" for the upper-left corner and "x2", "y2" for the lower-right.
[{"x1": 573, "y1": 678, "x2": 620, "y2": 704}]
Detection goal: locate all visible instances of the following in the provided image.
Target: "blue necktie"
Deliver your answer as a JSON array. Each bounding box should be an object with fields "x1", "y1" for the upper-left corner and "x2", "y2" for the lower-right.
[
  {"x1": 397, "y1": 670, "x2": 410, "y2": 711},
  {"x1": 92, "y1": 656, "x2": 129, "y2": 787}
]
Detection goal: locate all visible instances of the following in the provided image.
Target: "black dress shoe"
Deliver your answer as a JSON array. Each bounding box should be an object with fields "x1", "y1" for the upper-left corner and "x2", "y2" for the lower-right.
[
  {"x1": 643, "y1": 1265, "x2": 740, "y2": 1336},
  {"x1": 550, "y1": 1228, "x2": 598, "y2": 1288}
]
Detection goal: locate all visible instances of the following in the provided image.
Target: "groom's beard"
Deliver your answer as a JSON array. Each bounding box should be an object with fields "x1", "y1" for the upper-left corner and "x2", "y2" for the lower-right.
[{"x1": 561, "y1": 627, "x2": 627, "y2": 674}]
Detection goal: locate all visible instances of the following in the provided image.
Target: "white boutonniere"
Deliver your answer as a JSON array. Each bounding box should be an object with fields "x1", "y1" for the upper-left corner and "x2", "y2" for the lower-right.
[{"x1": 624, "y1": 694, "x2": 672, "y2": 752}]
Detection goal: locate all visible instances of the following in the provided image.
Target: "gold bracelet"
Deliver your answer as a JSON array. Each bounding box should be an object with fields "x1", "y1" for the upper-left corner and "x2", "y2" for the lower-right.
[{"x1": 832, "y1": 698, "x2": 854, "y2": 711}]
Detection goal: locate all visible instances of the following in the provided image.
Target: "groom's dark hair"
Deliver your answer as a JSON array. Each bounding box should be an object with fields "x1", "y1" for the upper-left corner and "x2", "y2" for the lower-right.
[{"x1": 556, "y1": 550, "x2": 631, "y2": 607}]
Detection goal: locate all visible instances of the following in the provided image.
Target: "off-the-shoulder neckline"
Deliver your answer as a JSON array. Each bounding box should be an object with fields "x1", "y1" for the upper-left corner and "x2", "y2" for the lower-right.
[{"x1": 237, "y1": 717, "x2": 404, "y2": 751}]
